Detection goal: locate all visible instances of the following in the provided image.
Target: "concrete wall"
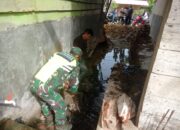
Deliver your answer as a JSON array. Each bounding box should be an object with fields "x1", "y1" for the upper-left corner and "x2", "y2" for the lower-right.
[
  {"x1": 137, "y1": 0, "x2": 180, "y2": 129},
  {"x1": 0, "y1": 0, "x2": 104, "y2": 122},
  {"x1": 149, "y1": 0, "x2": 170, "y2": 43}
]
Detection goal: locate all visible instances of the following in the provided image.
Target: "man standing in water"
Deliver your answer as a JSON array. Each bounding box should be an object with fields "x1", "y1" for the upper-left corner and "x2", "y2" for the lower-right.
[{"x1": 73, "y1": 28, "x2": 95, "y2": 58}]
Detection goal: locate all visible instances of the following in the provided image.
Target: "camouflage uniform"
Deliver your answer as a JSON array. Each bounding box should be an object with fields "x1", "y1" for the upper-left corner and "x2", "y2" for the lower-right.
[{"x1": 30, "y1": 51, "x2": 80, "y2": 126}]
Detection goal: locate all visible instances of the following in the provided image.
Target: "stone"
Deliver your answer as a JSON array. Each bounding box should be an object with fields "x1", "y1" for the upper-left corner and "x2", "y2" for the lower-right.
[{"x1": 0, "y1": 119, "x2": 37, "y2": 130}]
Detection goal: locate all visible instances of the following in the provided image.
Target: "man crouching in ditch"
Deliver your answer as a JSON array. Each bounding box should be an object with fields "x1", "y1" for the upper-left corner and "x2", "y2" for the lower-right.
[{"x1": 30, "y1": 47, "x2": 82, "y2": 130}]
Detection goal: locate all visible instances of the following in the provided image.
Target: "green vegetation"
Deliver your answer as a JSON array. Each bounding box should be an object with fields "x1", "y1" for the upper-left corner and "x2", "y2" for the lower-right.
[
  {"x1": 147, "y1": 0, "x2": 156, "y2": 12},
  {"x1": 110, "y1": 1, "x2": 118, "y2": 10},
  {"x1": 133, "y1": 9, "x2": 145, "y2": 17}
]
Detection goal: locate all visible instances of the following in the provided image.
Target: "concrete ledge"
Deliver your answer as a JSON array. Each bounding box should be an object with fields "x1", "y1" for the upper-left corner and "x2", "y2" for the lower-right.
[
  {"x1": 150, "y1": 14, "x2": 163, "y2": 42},
  {"x1": 138, "y1": 111, "x2": 180, "y2": 130},
  {"x1": 142, "y1": 73, "x2": 180, "y2": 118},
  {"x1": 0, "y1": 0, "x2": 102, "y2": 13},
  {"x1": 160, "y1": 31, "x2": 180, "y2": 51},
  {"x1": 0, "y1": 10, "x2": 101, "y2": 32},
  {"x1": 152, "y1": 49, "x2": 180, "y2": 77}
]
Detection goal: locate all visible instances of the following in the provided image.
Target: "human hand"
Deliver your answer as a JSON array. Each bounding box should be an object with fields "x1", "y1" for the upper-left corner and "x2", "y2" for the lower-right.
[{"x1": 64, "y1": 81, "x2": 70, "y2": 90}]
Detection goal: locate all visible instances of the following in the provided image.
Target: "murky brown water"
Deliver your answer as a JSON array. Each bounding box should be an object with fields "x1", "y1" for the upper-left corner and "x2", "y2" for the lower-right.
[
  {"x1": 71, "y1": 42, "x2": 111, "y2": 130},
  {"x1": 72, "y1": 24, "x2": 153, "y2": 130}
]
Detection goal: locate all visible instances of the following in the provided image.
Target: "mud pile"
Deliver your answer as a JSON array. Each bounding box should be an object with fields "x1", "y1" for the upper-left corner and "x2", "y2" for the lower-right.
[
  {"x1": 97, "y1": 23, "x2": 153, "y2": 130},
  {"x1": 104, "y1": 24, "x2": 150, "y2": 43},
  {"x1": 97, "y1": 63, "x2": 138, "y2": 130}
]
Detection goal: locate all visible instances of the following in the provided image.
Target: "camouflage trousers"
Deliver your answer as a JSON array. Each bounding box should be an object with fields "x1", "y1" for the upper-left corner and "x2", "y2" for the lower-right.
[{"x1": 31, "y1": 81, "x2": 67, "y2": 126}]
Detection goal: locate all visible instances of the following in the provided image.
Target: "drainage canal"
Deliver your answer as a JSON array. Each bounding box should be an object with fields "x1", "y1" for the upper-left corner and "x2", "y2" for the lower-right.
[
  {"x1": 0, "y1": 24, "x2": 153, "y2": 130},
  {"x1": 72, "y1": 24, "x2": 153, "y2": 130}
]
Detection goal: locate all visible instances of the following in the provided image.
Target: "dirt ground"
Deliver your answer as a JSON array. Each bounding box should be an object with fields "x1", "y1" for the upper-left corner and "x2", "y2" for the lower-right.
[{"x1": 73, "y1": 24, "x2": 154, "y2": 130}]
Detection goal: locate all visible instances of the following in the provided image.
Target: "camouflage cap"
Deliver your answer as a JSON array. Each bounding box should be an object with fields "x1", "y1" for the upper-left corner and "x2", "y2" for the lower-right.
[{"x1": 70, "y1": 47, "x2": 83, "y2": 56}]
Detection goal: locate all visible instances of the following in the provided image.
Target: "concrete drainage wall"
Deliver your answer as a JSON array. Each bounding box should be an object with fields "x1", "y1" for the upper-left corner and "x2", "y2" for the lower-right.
[
  {"x1": 137, "y1": 0, "x2": 180, "y2": 129},
  {"x1": 0, "y1": 0, "x2": 104, "y2": 122}
]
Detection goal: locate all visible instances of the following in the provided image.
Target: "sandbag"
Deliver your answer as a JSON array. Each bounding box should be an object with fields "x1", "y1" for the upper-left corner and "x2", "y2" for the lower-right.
[
  {"x1": 117, "y1": 93, "x2": 136, "y2": 123},
  {"x1": 97, "y1": 98, "x2": 121, "y2": 130}
]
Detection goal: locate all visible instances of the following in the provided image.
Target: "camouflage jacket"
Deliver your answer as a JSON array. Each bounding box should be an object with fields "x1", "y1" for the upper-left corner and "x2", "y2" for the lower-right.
[{"x1": 31, "y1": 52, "x2": 80, "y2": 94}]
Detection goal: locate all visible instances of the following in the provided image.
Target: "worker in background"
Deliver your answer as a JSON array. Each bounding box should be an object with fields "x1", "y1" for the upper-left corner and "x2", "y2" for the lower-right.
[
  {"x1": 125, "y1": 5, "x2": 133, "y2": 25},
  {"x1": 73, "y1": 28, "x2": 94, "y2": 58},
  {"x1": 73, "y1": 28, "x2": 106, "y2": 58},
  {"x1": 73, "y1": 29, "x2": 97, "y2": 80},
  {"x1": 118, "y1": 7, "x2": 126, "y2": 25},
  {"x1": 30, "y1": 47, "x2": 82, "y2": 130},
  {"x1": 73, "y1": 28, "x2": 106, "y2": 80}
]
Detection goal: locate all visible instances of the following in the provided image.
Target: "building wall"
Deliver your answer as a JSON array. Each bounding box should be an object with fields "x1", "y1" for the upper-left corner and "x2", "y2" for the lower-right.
[
  {"x1": 0, "y1": 0, "x2": 104, "y2": 122},
  {"x1": 149, "y1": 0, "x2": 170, "y2": 43},
  {"x1": 137, "y1": 0, "x2": 180, "y2": 129}
]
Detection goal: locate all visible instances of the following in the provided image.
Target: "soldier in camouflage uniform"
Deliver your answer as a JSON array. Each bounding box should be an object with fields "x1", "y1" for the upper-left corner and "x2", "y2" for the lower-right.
[{"x1": 30, "y1": 47, "x2": 82, "y2": 130}]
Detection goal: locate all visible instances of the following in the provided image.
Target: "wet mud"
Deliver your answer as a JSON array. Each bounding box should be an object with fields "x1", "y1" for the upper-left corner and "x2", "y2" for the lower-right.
[
  {"x1": 72, "y1": 24, "x2": 153, "y2": 130},
  {"x1": 71, "y1": 43, "x2": 111, "y2": 130}
]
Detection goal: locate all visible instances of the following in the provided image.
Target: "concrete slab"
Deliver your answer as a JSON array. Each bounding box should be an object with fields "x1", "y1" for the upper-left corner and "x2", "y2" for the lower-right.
[
  {"x1": 152, "y1": 49, "x2": 180, "y2": 77},
  {"x1": 138, "y1": 0, "x2": 180, "y2": 129},
  {"x1": 147, "y1": 73, "x2": 180, "y2": 99},
  {"x1": 160, "y1": 32, "x2": 180, "y2": 51},
  {"x1": 163, "y1": 24, "x2": 180, "y2": 33},
  {"x1": 167, "y1": 0, "x2": 180, "y2": 24},
  {"x1": 142, "y1": 73, "x2": 180, "y2": 119}
]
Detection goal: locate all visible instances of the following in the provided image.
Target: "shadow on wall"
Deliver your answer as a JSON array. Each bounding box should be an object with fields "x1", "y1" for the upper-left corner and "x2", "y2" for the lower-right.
[
  {"x1": 69, "y1": 0, "x2": 105, "y2": 48},
  {"x1": 43, "y1": 22, "x2": 62, "y2": 51}
]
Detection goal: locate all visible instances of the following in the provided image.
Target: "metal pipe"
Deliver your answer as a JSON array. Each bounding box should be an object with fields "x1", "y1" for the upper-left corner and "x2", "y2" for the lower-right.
[{"x1": 0, "y1": 99, "x2": 16, "y2": 107}]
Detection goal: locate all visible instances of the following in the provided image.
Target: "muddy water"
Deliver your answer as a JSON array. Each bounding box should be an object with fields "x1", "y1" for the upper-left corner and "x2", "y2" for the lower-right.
[
  {"x1": 72, "y1": 41, "x2": 132, "y2": 130},
  {"x1": 72, "y1": 25, "x2": 153, "y2": 130},
  {"x1": 71, "y1": 43, "x2": 112, "y2": 130},
  {"x1": 99, "y1": 48, "x2": 129, "y2": 82}
]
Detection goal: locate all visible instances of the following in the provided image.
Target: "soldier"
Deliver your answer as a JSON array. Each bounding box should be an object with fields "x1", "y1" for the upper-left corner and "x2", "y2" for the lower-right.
[
  {"x1": 30, "y1": 47, "x2": 82, "y2": 130},
  {"x1": 73, "y1": 28, "x2": 106, "y2": 58}
]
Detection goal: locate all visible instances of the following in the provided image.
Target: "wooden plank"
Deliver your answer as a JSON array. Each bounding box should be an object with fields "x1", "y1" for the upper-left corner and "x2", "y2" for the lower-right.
[{"x1": 152, "y1": 49, "x2": 180, "y2": 77}]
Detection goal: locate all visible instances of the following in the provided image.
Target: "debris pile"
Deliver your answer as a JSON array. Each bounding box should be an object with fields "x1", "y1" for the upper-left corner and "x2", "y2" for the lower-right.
[
  {"x1": 104, "y1": 24, "x2": 151, "y2": 45},
  {"x1": 97, "y1": 64, "x2": 138, "y2": 130},
  {"x1": 104, "y1": 24, "x2": 136, "y2": 39}
]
